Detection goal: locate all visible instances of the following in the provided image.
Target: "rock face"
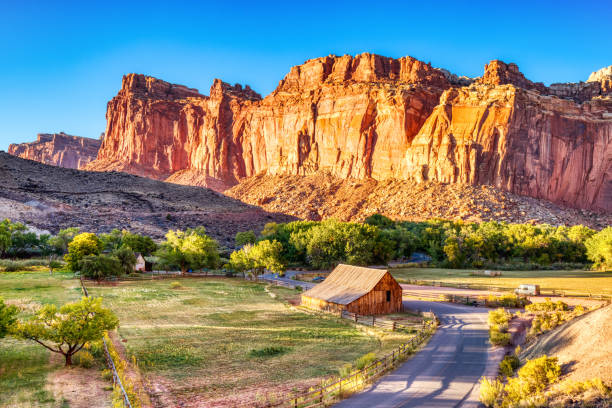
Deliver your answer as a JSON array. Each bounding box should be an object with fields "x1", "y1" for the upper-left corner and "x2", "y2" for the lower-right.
[
  {"x1": 8, "y1": 132, "x2": 101, "y2": 169},
  {"x1": 85, "y1": 54, "x2": 612, "y2": 212}
]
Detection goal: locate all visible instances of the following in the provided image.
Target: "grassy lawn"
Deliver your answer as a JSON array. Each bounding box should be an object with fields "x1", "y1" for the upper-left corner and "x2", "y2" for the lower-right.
[
  {"x1": 86, "y1": 277, "x2": 416, "y2": 406},
  {"x1": 391, "y1": 268, "x2": 612, "y2": 296},
  {"x1": 0, "y1": 270, "x2": 81, "y2": 408}
]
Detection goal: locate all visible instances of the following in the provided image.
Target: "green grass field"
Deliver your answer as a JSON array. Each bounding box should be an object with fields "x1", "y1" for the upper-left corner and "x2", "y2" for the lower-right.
[
  {"x1": 83, "y1": 278, "x2": 416, "y2": 405},
  {"x1": 0, "y1": 270, "x2": 81, "y2": 407},
  {"x1": 391, "y1": 268, "x2": 612, "y2": 296}
]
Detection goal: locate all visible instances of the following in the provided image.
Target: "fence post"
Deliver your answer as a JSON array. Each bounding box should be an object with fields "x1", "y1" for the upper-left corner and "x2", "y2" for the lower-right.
[
  {"x1": 392, "y1": 321, "x2": 396, "y2": 331},
  {"x1": 372, "y1": 316, "x2": 375, "y2": 326}
]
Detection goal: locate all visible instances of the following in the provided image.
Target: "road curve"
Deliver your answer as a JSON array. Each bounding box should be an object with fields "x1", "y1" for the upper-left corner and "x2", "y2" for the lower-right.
[{"x1": 335, "y1": 300, "x2": 493, "y2": 408}]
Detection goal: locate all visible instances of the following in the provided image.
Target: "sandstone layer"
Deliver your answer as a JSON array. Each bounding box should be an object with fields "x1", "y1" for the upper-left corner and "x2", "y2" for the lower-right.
[
  {"x1": 8, "y1": 132, "x2": 101, "y2": 169},
  {"x1": 85, "y1": 55, "x2": 612, "y2": 213}
]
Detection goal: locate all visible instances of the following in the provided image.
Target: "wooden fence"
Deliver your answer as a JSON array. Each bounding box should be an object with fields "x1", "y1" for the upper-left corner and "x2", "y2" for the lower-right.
[
  {"x1": 80, "y1": 277, "x2": 133, "y2": 408},
  {"x1": 339, "y1": 311, "x2": 424, "y2": 332},
  {"x1": 261, "y1": 319, "x2": 437, "y2": 408},
  {"x1": 402, "y1": 279, "x2": 612, "y2": 300}
]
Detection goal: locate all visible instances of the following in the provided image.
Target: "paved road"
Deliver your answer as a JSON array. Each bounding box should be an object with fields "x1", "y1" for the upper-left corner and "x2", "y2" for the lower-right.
[
  {"x1": 260, "y1": 270, "x2": 317, "y2": 290},
  {"x1": 335, "y1": 300, "x2": 495, "y2": 408}
]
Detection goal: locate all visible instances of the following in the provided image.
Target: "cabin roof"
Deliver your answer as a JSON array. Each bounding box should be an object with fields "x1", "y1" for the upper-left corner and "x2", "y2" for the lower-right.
[{"x1": 301, "y1": 264, "x2": 390, "y2": 305}]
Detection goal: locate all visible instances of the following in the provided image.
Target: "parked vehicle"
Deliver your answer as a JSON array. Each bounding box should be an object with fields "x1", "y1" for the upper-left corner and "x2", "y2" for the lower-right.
[
  {"x1": 312, "y1": 276, "x2": 325, "y2": 283},
  {"x1": 514, "y1": 284, "x2": 540, "y2": 296}
]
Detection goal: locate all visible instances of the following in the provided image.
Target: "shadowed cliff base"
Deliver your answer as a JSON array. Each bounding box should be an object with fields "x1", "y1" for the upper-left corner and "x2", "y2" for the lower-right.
[
  {"x1": 225, "y1": 172, "x2": 610, "y2": 229},
  {"x1": 0, "y1": 152, "x2": 296, "y2": 245}
]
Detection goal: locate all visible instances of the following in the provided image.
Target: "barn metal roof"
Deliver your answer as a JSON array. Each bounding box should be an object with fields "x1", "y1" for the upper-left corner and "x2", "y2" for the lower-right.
[{"x1": 301, "y1": 264, "x2": 389, "y2": 305}]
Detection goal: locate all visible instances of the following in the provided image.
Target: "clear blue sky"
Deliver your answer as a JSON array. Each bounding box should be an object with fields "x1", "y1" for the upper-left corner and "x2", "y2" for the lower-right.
[{"x1": 0, "y1": 0, "x2": 610, "y2": 151}]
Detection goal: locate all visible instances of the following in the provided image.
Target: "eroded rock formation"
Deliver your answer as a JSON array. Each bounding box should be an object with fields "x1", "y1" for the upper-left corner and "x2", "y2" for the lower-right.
[
  {"x1": 8, "y1": 132, "x2": 101, "y2": 169},
  {"x1": 85, "y1": 55, "x2": 612, "y2": 212}
]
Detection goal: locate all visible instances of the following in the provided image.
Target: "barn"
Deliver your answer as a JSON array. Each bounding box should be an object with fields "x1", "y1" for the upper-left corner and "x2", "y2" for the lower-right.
[{"x1": 301, "y1": 264, "x2": 403, "y2": 315}]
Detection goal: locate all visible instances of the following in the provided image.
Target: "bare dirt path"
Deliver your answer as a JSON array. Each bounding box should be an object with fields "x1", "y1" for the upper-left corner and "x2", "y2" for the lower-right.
[{"x1": 335, "y1": 300, "x2": 495, "y2": 408}]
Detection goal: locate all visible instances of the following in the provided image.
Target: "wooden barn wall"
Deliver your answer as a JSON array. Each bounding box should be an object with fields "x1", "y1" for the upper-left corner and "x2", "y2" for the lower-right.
[{"x1": 346, "y1": 273, "x2": 402, "y2": 315}]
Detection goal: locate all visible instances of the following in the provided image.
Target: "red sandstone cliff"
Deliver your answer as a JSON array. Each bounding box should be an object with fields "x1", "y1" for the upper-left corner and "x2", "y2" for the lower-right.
[
  {"x1": 8, "y1": 132, "x2": 101, "y2": 169},
  {"x1": 85, "y1": 55, "x2": 612, "y2": 212}
]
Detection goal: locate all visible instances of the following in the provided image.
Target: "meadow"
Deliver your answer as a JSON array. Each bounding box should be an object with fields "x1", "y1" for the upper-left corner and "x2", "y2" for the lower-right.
[
  {"x1": 0, "y1": 270, "x2": 82, "y2": 407},
  {"x1": 0, "y1": 270, "x2": 416, "y2": 407},
  {"x1": 391, "y1": 268, "x2": 612, "y2": 297},
  {"x1": 85, "y1": 277, "x2": 417, "y2": 406}
]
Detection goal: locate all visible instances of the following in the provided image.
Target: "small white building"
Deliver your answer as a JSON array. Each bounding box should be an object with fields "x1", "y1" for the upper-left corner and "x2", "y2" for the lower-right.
[{"x1": 135, "y1": 253, "x2": 147, "y2": 272}]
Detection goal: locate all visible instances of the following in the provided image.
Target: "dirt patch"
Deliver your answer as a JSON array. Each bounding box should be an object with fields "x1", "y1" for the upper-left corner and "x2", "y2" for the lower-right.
[
  {"x1": 520, "y1": 305, "x2": 612, "y2": 384},
  {"x1": 46, "y1": 354, "x2": 111, "y2": 408}
]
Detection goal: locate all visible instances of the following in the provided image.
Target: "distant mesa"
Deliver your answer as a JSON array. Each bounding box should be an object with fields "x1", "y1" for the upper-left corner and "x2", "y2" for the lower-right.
[{"x1": 8, "y1": 132, "x2": 101, "y2": 169}]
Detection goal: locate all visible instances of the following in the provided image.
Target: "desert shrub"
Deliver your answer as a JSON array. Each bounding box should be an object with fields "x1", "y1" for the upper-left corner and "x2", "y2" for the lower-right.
[
  {"x1": 73, "y1": 350, "x2": 95, "y2": 368},
  {"x1": 338, "y1": 363, "x2": 353, "y2": 377},
  {"x1": 488, "y1": 308, "x2": 510, "y2": 329},
  {"x1": 505, "y1": 355, "x2": 561, "y2": 404},
  {"x1": 354, "y1": 352, "x2": 377, "y2": 370},
  {"x1": 101, "y1": 369, "x2": 113, "y2": 381},
  {"x1": 169, "y1": 281, "x2": 183, "y2": 290},
  {"x1": 560, "y1": 378, "x2": 610, "y2": 396},
  {"x1": 499, "y1": 354, "x2": 520, "y2": 377},
  {"x1": 248, "y1": 346, "x2": 290, "y2": 358},
  {"x1": 525, "y1": 299, "x2": 569, "y2": 312},
  {"x1": 479, "y1": 376, "x2": 505, "y2": 407},
  {"x1": 487, "y1": 294, "x2": 529, "y2": 308},
  {"x1": 489, "y1": 328, "x2": 511, "y2": 346},
  {"x1": 2, "y1": 261, "x2": 21, "y2": 272}
]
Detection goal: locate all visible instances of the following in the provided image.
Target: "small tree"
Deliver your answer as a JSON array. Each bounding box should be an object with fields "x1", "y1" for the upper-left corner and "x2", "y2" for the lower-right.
[
  {"x1": 585, "y1": 226, "x2": 612, "y2": 270},
  {"x1": 48, "y1": 259, "x2": 62, "y2": 275},
  {"x1": 235, "y1": 230, "x2": 256, "y2": 247},
  {"x1": 80, "y1": 255, "x2": 121, "y2": 283},
  {"x1": 64, "y1": 233, "x2": 103, "y2": 271},
  {"x1": 114, "y1": 247, "x2": 137, "y2": 275},
  {"x1": 14, "y1": 296, "x2": 118, "y2": 365},
  {"x1": 228, "y1": 240, "x2": 285, "y2": 279},
  {"x1": 121, "y1": 231, "x2": 157, "y2": 256},
  {"x1": 0, "y1": 297, "x2": 18, "y2": 338},
  {"x1": 49, "y1": 227, "x2": 80, "y2": 255},
  {"x1": 156, "y1": 228, "x2": 219, "y2": 275}
]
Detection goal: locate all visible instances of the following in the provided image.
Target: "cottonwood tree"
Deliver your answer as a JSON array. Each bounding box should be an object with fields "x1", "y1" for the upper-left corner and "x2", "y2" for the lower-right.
[
  {"x1": 114, "y1": 247, "x2": 137, "y2": 275},
  {"x1": 14, "y1": 297, "x2": 118, "y2": 366},
  {"x1": 80, "y1": 255, "x2": 122, "y2": 283},
  {"x1": 156, "y1": 227, "x2": 219, "y2": 275},
  {"x1": 48, "y1": 227, "x2": 80, "y2": 255},
  {"x1": 64, "y1": 233, "x2": 103, "y2": 271},
  {"x1": 228, "y1": 239, "x2": 285, "y2": 279}
]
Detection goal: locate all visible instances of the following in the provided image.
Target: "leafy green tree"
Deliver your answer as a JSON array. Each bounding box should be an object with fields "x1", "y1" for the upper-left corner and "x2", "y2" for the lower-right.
[
  {"x1": 49, "y1": 227, "x2": 80, "y2": 255},
  {"x1": 80, "y1": 255, "x2": 121, "y2": 283},
  {"x1": 156, "y1": 227, "x2": 219, "y2": 274},
  {"x1": 120, "y1": 231, "x2": 157, "y2": 256},
  {"x1": 14, "y1": 297, "x2": 118, "y2": 365},
  {"x1": 64, "y1": 233, "x2": 103, "y2": 271},
  {"x1": 235, "y1": 230, "x2": 256, "y2": 247},
  {"x1": 99, "y1": 229, "x2": 123, "y2": 251},
  {"x1": 228, "y1": 240, "x2": 285, "y2": 278},
  {"x1": 48, "y1": 259, "x2": 63, "y2": 275},
  {"x1": 585, "y1": 227, "x2": 612, "y2": 270},
  {"x1": 364, "y1": 214, "x2": 395, "y2": 229},
  {"x1": 0, "y1": 297, "x2": 18, "y2": 338},
  {"x1": 114, "y1": 247, "x2": 137, "y2": 275}
]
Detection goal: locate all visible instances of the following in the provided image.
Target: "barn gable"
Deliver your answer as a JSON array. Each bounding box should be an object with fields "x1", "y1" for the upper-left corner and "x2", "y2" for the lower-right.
[{"x1": 301, "y1": 264, "x2": 403, "y2": 315}]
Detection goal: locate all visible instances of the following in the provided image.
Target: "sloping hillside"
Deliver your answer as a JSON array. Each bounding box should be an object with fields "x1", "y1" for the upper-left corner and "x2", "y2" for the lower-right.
[
  {"x1": 0, "y1": 152, "x2": 294, "y2": 245},
  {"x1": 520, "y1": 305, "x2": 612, "y2": 383},
  {"x1": 226, "y1": 172, "x2": 611, "y2": 229}
]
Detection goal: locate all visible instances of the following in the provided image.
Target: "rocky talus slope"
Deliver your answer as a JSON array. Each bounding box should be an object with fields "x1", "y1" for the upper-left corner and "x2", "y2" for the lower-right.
[
  {"x1": 226, "y1": 172, "x2": 610, "y2": 229},
  {"x1": 0, "y1": 152, "x2": 294, "y2": 244},
  {"x1": 8, "y1": 132, "x2": 101, "y2": 169},
  {"x1": 85, "y1": 55, "x2": 612, "y2": 213}
]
